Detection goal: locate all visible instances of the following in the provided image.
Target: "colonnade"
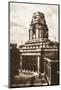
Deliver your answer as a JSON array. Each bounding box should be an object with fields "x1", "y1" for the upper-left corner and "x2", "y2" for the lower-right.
[{"x1": 21, "y1": 56, "x2": 40, "y2": 73}]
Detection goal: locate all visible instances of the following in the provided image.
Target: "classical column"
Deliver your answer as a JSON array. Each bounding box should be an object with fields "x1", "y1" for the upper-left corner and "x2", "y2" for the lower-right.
[
  {"x1": 28, "y1": 57, "x2": 30, "y2": 70},
  {"x1": 20, "y1": 56, "x2": 22, "y2": 70},
  {"x1": 29, "y1": 30, "x2": 30, "y2": 40},
  {"x1": 39, "y1": 29, "x2": 42, "y2": 38},
  {"x1": 29, "y1": 29, "x2": 32, "y2": 40},
  {"x1": 25, "y1": 56, "x2": 26, "y2": 70},
  {"x1": 37, "y1": 56, "x2": 40, "y2": 73},
  {"x1": 31, "y1": 56, "x2": 32, "y2": 71},
  {"x1": 22, "y1": 57, "x2": 24, "y2": 70},
  {"x1": 41, "y1": 30, "x2": 43, "y2": 38},
  {"x1": 36, "y1": 29, "x2": 38, "y2": 39}
]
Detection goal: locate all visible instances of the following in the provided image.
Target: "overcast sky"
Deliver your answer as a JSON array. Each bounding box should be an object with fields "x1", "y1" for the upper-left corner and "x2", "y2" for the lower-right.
[{"x1": 10, "y1": 3, "x2": 59, "y2": 46}]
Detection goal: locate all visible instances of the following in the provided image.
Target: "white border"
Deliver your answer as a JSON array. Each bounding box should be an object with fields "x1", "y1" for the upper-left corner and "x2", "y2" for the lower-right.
[{"x1": 0, "y1": 0, "x2": 61, "y2": 90}]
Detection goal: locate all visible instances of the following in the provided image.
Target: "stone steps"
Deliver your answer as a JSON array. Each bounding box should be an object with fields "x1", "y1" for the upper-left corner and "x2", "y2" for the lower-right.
[{"x1": 33, "y1": 78, "x2": 48, "y2": 86}]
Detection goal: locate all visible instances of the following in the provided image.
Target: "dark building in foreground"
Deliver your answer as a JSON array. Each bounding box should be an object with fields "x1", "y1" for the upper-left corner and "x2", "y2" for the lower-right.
[
  {"x1": 10, "y1": 44, "x2": 20, "y2": 85},
  {"x1": 19, "y1": 12, "x2": 59, "y2": 85}
]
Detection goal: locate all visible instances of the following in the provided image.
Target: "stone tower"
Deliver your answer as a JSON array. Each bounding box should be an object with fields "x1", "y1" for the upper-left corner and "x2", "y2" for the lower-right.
[
  {"x1": 29, "y1": 12, "x2": 48, "y2": 42},
  {"x1": 19, "y1": 11, "x2": 50, "y2": 74}
]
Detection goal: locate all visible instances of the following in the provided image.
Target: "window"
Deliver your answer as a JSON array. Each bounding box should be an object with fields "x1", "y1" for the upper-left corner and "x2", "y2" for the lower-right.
[{"x1": 34, "y1": 16, "x2": 37, "y2": 19}]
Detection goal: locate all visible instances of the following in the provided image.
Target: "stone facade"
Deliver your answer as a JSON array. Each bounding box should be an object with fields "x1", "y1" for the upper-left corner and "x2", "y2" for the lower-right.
[{"x1": 19, "y1": 12, "x2": 59, "y2": 85}]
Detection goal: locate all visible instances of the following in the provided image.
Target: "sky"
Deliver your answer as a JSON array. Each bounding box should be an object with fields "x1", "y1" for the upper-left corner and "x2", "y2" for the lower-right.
[{"x1": 10, "y1": 2, "x2": 59, "y2": 46}]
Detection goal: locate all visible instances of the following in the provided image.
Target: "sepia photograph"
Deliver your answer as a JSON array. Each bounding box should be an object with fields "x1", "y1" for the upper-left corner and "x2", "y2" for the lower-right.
[{"x1": 9, "y1": 2, "x2": 60, "y2": 88}]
